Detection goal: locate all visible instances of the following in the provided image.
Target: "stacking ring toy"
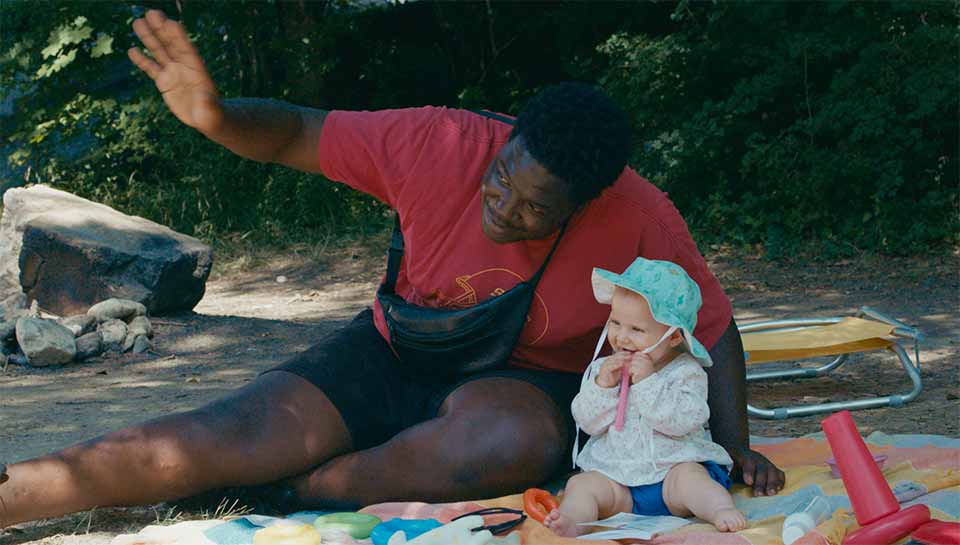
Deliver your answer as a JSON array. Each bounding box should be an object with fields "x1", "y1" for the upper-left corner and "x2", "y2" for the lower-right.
[
  {"x1": 523, "y1": 488, "x2": 559, "y2": 524},
  {"x1": 314, "y1": 512, "x2": 382, "y2": 539},
  {"x1": 253, "y1": 523, "x2": 321, "y2": 545}
]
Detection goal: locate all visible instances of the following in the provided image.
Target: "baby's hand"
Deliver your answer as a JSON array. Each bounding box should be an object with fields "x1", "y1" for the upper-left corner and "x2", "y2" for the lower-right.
[
  {"x1": 628, "y1": 352, "x2": 657, "y2": 384},
  {"x1": 596, "y1": 351, "x2": 633, "y2": 388}
]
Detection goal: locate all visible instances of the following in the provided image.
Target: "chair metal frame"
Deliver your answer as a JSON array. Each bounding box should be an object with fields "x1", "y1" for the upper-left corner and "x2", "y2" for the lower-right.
[{"x1": 741, "y1": 306, "x2": 923, "y2": 419}]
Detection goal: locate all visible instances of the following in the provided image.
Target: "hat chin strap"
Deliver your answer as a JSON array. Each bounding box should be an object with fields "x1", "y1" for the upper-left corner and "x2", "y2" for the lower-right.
[
  {"x1": 588, "y1": 325, "x2": 678, "y2": 363},
  {"x1": 573, "y1": 324, "x2": 678, "y2": 468},
  {"x1": 640, "y1": 326, "x2": 678, "y2": 355}
]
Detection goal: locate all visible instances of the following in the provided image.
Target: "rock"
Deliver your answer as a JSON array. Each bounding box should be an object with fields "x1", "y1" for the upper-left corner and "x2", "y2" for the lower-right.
[
  {"x1": 122, "y1": 318, "x2": 153, "y2": 353},
  {"x1": 127, "y1": 315, "x2": 153, "y2": 338},
  {"x1": 15, "y1": 317, "x2": 77, "y2": 366},
  {"x1": 75, "y1": 331, "x2": 103, "y2": 361},
  {"x1": 122, "y1": 331, "x2": 136, "y2": 353},
  {"x1": 0, "y1": 320, "x2": 15, "y2": 343},
  {"x1": 7, "y1": 353, "x2": 28, "y2": 366},
  {"x1": 0, "y1": 298, "x2": 28, "y2": 323},
  {"x1": 59, "y1": 314, "x2": 97, "y2": 337},
  {"x1": 99, "y1": 319, "x2": 127, "y2": 352},
  {"x1": 0, "y1": 323, "x2": 16, "y2": 356},
  {"x1": 0, "y1": 292, "x2": 27, "y2": 321},
  {"x1": 2, "y1": 185, "x2": 213, "y2": 316},
  {"x1": 132, "y1": 335, "x2": 152, "y2": 354},
  {"x1": 0, "y1": 332, "x2": 14, "y2": 351},
  {"x1": 87, "y1": 299, "x2": 147, "y2": 323}
]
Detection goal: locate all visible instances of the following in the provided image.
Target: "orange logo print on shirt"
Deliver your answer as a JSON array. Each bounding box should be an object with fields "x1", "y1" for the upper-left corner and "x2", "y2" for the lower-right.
[{"x1": 433, "y1": 268, "x2": 549, "y2": 345}]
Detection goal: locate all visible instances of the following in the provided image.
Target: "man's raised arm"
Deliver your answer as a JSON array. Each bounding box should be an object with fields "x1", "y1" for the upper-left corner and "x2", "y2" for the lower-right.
[{"x1": 128, "y1": 9, "x2": 327, "y2": 173}]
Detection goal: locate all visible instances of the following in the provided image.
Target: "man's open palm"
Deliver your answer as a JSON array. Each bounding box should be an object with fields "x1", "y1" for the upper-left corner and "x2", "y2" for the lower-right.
[{"x1": 128, "y1": 10, "x2": 221, "y2": 133}]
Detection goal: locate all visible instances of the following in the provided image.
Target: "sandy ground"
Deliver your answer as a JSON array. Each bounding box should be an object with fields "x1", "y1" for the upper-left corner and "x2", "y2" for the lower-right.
[{"x1": 1, "y1": 243, "x2": 957, "y2": 544}]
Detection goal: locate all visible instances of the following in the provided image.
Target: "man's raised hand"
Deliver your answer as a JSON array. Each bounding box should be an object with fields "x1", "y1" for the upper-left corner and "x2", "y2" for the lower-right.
[{"x1": 127, "y1": 10, "x2": 222, "y2": 134}]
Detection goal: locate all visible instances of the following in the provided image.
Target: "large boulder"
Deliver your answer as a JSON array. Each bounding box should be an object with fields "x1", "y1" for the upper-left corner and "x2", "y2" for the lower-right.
[{"x1": 0, "y1": 185, "x2": 213, "y2": 316}]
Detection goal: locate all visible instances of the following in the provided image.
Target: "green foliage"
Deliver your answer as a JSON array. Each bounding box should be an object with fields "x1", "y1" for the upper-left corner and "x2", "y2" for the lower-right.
[
  {"x1": 1, "y1": 0, "x2": 956, "y2": 256},
  {"x1": 1, "y1": 0, "x2": 390, "y2": 243},
  {"x1": 597, "y1": 0, "x2": 959, "y2": 255}
]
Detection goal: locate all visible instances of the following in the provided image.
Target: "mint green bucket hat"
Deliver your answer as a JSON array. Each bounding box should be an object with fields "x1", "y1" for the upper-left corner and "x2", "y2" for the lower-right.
[{"x1": 592, "y1": 257, "x2": 713, "y2": 367}]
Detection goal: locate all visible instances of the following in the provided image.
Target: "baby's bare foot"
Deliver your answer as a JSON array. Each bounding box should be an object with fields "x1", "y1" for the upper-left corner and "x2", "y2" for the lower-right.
[
  {"x1": 711, "y1": 507, "x2": 747, "y2": 532},
  {"x1": 543, "y1": 508, "x2": 579, "y2": 537}
]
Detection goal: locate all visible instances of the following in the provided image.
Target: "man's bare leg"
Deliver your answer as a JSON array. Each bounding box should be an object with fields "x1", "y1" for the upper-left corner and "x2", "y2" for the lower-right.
[
  {"x1": 284, "y1": 378, "x2": 572, "y2": 506},
  {"x1": 0, "y1": 372, "x2": 351, "y2": 527}
]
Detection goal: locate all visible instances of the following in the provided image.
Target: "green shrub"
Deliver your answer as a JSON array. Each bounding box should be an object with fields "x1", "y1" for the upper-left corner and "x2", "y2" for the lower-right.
[
  {"x1": 0, "y1": 0, "x2": 391, "y2": 244},
  {"x1": 597, "y1": 0, "x2": 958, "y2": 255}
]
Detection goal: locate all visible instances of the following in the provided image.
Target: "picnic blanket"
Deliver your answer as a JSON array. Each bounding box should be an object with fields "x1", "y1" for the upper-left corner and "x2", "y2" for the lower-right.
[{"x1": 112, "y1": 432, "x2": 960, "y2": 545}]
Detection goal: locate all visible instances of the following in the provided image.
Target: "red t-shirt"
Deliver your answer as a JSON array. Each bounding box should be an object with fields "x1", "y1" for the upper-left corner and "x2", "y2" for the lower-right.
[{"x1": 318, "y1": 107, "x2": 732, "y2": 374}]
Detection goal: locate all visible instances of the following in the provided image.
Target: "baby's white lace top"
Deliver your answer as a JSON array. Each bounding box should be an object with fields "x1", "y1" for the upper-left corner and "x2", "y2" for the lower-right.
[{"x1": 572, "y1": 352, "x2": 733, "y2": 486}]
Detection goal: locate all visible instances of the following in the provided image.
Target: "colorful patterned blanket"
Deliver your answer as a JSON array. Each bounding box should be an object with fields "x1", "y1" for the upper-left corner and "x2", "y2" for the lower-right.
[{"x1": 112, "y1": 432, "x2": 960, "y2": 545}]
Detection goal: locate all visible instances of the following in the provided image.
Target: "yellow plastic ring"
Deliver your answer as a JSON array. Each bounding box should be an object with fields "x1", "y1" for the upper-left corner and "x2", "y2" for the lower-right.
[{"x1": 253, "y1": 523, "x2": 322, "y2": 545}]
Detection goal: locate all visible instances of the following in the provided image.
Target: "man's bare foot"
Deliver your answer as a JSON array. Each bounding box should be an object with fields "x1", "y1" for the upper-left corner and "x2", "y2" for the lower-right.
[
  {"x1": 543, "y1": 508, "x2": 580, "y2": 537},
  {"x1": 710, "y1": 507, "x2": 747, "y2": 532}
]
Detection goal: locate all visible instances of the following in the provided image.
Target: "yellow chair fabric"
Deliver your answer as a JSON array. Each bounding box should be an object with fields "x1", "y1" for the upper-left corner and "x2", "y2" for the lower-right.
[{"x1": 742, "y1": 317, "x2": 896, "y2": 365}]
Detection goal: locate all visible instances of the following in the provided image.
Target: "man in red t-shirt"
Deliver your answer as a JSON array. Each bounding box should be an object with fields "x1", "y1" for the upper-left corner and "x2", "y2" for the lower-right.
[
  {"x1": 0, "y1": 10, "x2": 783, "y2": 527},
  {"x1": 319, "y1": 106, "x2": 732, "y2": 374}
]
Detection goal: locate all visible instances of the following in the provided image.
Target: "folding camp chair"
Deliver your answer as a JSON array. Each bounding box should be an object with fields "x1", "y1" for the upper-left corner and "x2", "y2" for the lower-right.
[{"x1": 740, "y1": 306, "x2": 923, "y2": 419}]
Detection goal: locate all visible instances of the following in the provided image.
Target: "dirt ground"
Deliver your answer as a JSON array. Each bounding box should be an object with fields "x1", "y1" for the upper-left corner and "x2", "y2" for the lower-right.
[{"x1": 1, "y1": 240, "x2": 957, "y2": 544}]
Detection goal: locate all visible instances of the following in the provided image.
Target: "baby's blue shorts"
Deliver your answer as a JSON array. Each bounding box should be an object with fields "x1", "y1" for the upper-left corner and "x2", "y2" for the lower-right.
[{"x1": 630, "y1": 461, "x2": 732, "y2": 516}]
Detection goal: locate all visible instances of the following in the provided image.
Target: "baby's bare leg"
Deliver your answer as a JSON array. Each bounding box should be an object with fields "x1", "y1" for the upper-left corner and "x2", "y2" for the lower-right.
[
  {"x1": 543, "y1": 471, "x2": 633, "y2": 537},
  {"x1": 662, "y1": 463, "x2": 746, "y2": 532}
]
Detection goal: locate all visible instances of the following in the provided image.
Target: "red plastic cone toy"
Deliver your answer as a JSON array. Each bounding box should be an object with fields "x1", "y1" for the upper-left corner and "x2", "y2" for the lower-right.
[{"x1": 821, "y1": 410, "x2": 931, "y2": 545}]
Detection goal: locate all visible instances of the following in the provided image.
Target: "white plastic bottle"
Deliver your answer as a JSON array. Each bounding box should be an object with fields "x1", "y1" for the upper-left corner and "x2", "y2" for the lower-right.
[{"x1": 782, "y1": 496, "x2": 833, "y2": 545}]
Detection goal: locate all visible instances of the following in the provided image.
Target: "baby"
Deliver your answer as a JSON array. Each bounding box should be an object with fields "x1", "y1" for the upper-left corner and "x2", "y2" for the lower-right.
[{"x1": 544, "y1": 257, "x2": 747, "y2": 536}]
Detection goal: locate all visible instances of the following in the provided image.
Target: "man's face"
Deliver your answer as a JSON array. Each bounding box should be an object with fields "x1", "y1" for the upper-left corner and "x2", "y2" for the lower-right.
[{"x1": 479, "y1": 137, "x2": 578, "y2": 244}]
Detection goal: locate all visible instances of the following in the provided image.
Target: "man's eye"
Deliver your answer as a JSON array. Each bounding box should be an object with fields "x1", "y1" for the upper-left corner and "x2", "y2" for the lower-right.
[{"x1": 528, "y1": 203, "x2": 545, "y2": 215}]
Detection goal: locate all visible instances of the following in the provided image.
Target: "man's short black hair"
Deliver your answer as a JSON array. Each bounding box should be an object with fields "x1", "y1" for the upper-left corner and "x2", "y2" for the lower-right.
[{"x1": 511, "y1": 82, "x2": 633, "y2": 207}]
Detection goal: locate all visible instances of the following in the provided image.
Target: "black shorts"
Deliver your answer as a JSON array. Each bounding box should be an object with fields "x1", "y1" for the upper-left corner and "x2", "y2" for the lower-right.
[{"x1": 265, "y1": 308, "x2": 581, "y2": 451}]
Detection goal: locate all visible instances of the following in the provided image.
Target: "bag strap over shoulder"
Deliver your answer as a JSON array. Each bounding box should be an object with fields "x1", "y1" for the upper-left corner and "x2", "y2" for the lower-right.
[
  {"x1": 472, "y1": 109, "x2": 516, "y2": 125},
  {"x1": 382, "y1": 215, "x2": 567, "y2": 294},
  {"x1": 573, "y1": 322, "x2": 611, "y2": 468},
  {"x1": 382, "y1": 214, "x2": 405, "y2": 294}
]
